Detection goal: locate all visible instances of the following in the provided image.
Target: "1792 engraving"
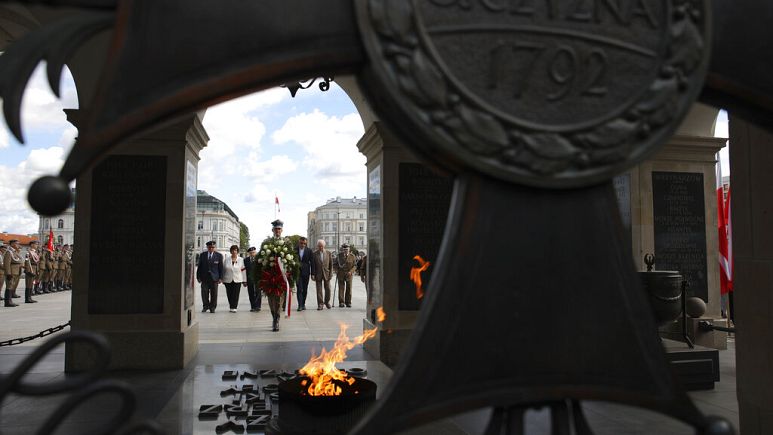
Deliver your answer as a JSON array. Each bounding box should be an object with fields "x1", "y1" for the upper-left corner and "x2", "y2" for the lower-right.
[{"x1": 357, "y1": 0, "x2": 709, "y2": 188}]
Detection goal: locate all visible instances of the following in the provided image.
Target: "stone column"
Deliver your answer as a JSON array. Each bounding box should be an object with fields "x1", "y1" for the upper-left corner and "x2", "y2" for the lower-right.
[
  {"x1": 357, "y1": 123, "x2": 453, "y2": 368},
  {"x1": 65, "y1": 112, "x2": 208, "y2": 371},
  {"x1": 630, "y1": 135, "x2": 728, "y2": 348},
  {"x1": 728, "y1": 116, "x2": 773, "y2": 434}
]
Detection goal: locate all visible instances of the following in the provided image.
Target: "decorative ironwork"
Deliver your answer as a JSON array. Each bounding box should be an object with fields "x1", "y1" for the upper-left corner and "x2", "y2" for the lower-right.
[
  {"x1": 282, "y1": 76, "x2": 335, "y2": 98},
  {"x1": 6, "y1": 1, "x2": 773, "y2": 433},
  {"x1": 0, "y1": 320, "x2": 70, "y2": 347},
  {"x1": 0, "y1": 331, "x2": 163, "y2": 434}
]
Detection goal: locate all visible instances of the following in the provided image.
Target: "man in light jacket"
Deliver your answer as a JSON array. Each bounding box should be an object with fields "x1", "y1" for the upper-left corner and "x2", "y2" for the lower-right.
[{"x1": 311, "y1": 239, "x2": 333, "y2": 310}]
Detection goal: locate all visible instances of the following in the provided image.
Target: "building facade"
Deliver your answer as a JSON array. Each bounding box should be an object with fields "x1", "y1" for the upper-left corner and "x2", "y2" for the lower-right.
[
  {"x1": 37, "y1": 188, "x2": 76, "y2": 247},
  {"x1": 195, "y1": 190, "x2": 242, "y2": 251},
  {"x1": 308, "y1": 197, "x2": 367, "y2": 252}
]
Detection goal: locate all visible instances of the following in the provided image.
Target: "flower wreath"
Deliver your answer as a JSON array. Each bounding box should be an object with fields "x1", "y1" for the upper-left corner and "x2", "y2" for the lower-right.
[{"x1": 253, "y1": 236, "x2": 299, "y2": 296}]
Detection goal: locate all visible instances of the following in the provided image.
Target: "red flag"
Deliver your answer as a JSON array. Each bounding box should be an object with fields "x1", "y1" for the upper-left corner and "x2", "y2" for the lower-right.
[
  {"x1": 725, "y1": 188, "x2": 733, "y2": 293},
  {"x1": 275, "y1": 195, "x2": 280, "y2": 213},
  {"x1": 47, "y1": 227, "x2": 54, "y2": 251},
  {"x1": 717, "y1": 157, "x2": 732, "y2": 295}
]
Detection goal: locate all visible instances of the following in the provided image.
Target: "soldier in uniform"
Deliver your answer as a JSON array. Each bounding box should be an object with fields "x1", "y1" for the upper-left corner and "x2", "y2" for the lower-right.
[
  {"x1": 334, "y1": 244, "x2": 357, "y2": 308},
  {"x1": 42, "y1": 245, "x2": 55, "y2": 293},
  {"x1": 254, "y1": 220, "x2": 289, "y2": 332},
  {"x1": 62, "y1": 245, "x2": 73, "y2": 290},
  {"x1": 23, "y1": 240, "x2": 40, "y2": 303},
  {"x1": 52, "y1": 246, "x2": 63, "y2": 291},
  {"x1": 0, "y1": 243, "x2": 6, "y2": 305},
  {"x1": 358, "y1": 251, "x2": 368, "y2": 294},
  {"x1": 36, "y1": 243, "x2": 47, "y2": 295},
  {"x1": 3, "y1": 240, "x2": 23, "y2": 307}
]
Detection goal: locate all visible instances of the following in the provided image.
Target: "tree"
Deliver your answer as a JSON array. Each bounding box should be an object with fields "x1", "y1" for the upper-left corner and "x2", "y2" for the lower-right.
[
  {"x1": 285, "y1": 234, "x2": 301, "y2": 249},
  {"x1": 240, "y1": 222, "x2": 250, "y2": 251}
]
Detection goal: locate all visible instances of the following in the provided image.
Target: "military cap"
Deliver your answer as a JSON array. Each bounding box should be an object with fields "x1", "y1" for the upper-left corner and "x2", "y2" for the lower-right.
[
  {"x1": 8, "y1": 239, "x2": 18, "y2": 244},
  {"x1": 30, "y1": 240, "x2": 39, "y2": 245},
  {"x1": 247, "y1": 247, "x2": 256, "y2": 252},
  {"x1": 271, "y1": 219, "x2": 284, "y2": 228},
  {"x1": 341, "y1": 243, "x2": 349, "y2": 248},
  {"x1": 205, "y1": 240, "x2": 216, "y2": 247}
]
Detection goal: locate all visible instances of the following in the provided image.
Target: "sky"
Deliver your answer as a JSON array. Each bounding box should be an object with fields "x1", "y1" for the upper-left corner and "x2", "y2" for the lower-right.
[
  {"x1": 0, "y1": 64, "x2": 729, "y2": 238},
  {"x1": 0, "y1": 64, "x2": 366, "y2": 241}
]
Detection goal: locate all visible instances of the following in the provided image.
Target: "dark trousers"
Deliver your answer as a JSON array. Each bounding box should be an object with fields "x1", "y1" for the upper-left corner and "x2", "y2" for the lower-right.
[
  {"x1": 268, "y1": 293, "x2": 285, "y2": 319},
  {"x1": 338, "y1": 275, "x2": 353, "y2": 305},
  {"x1": 225, "y1": 281, "x2": 241, "y2": 309},
  {"x1": 201, "y1": 280, "x2": 218, "y2": 311},
  {"x1": 296, "y1": 274, "x2": 310, "y2": 308},
  {"x1": 247, "y1": 280, "x2": 260, "y2": 309}
]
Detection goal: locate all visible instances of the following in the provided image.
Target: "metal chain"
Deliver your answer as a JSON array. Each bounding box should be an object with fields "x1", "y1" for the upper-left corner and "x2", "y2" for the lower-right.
[{"x1": 0, "y1": 321, "x2": 71, "y2": 347}]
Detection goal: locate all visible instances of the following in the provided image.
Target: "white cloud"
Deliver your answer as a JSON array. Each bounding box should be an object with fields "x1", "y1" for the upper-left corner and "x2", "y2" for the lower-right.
[
  {"x1": 272, "y1": 109, "x2": 365, "y2": 189},
  {"x1": 0, "y1": 146, "x2": 67, "y2": 234}
]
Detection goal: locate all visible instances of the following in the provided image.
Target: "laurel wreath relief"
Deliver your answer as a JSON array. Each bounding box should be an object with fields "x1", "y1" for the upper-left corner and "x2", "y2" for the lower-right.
[{"x1": 367, "y1": 0, "x2": 705, "y2": 177}]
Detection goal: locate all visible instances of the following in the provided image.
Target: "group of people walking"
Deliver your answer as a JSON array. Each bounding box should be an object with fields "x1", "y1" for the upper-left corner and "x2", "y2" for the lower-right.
[
  {"x1": 1, "y1": 239, "x2": 72, "y2": 307},
  {"x1": 196, "y1": 219, "x2": 366, "y2": 332}
]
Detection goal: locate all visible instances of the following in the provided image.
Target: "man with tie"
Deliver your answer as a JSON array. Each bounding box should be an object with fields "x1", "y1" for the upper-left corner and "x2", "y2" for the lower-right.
[
  {"x1": 311, "y1": 239, "x2": 333, "y2": 310},
  {"x1": 295, "y1": 237, "x2": 313, "y2": 311},
  {"x1": 244, "y1": 247, "x2": 261, "y2": 312},
  {"x1": 196, "y1": 240, "x2": 223, "y2": 313}
]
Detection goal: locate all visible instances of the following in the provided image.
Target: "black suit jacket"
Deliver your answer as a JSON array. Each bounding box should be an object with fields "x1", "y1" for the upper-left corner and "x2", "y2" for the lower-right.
[
  {"x1": 196, "y1": 250, "x2": 224, "y2": 282},
  {"x1": 297, "y1": 246, "x2": 313, "y2": 278},
  {"x1": 244, "y1": 256, "x2": 258, "y2": 283}
]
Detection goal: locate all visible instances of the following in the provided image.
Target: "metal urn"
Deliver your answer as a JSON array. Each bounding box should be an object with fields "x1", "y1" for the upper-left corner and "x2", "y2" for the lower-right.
[{"x1": 638, "y1": 254, "x2": 684, "y2": 327}]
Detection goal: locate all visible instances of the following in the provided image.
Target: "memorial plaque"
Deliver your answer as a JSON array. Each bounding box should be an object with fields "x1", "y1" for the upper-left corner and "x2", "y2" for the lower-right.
[
  {"x1": 89, "y1": 155, "x2": 167, "y2": 314},
  {"x1": 367, "y1": 165, "x2": 382, "y2": 323},
  {"x1": 398, "y1": 163, "x2": 453, "y2": 311},
  {"x1": 184, "y1": 160, "x2": 197, "y2": 310},
  {"x1": 652, "y1": 171, "x2": 708, "y2": 301}
]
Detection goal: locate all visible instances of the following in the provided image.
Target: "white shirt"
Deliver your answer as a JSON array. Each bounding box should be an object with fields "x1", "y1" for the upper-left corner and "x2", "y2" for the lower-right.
[
  {"x1": 299, "y1": 248, "x2": 304, "y2": 260},
  {"x1": 222, "y1": 256, "x2": 247, "y2": 283}
]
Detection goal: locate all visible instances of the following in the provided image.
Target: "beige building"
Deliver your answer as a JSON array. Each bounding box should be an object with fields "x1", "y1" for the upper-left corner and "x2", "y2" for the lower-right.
[
  {"x1": 307, "y1": 197, "x2": 367, "y2": 252},
  {"x1": 195, "y1": 190, "x2": 242, "y2": 251}
]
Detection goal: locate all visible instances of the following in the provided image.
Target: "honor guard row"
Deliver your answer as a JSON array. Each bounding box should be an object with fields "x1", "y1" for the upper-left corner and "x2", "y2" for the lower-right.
[{"x1": 2, "y1": 240, "x2": 72, "y2": 307}]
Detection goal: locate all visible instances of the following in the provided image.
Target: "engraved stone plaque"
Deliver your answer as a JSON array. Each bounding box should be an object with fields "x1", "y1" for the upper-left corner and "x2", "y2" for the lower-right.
[
  {"x1": 652, "y1": 171, "x2": 708, "y2": 301},
  {"x1": 88, "y1": 155, "x2": 167, "y2": 314},
  {"x1": 358, "y1": 0, "x2": 710, "y2": 188},
  {"x1": 398, "y1": 163, "x2": 453, "y2": 310}
]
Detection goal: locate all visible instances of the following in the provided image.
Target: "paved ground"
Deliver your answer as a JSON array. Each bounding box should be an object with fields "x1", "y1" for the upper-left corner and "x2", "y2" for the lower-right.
[
  {"x1": 195, "y1": 278, "x2": 368, "y2": 344},
  {"x1": 0, "y1": 277, "x2": 368, "y2": 346}
]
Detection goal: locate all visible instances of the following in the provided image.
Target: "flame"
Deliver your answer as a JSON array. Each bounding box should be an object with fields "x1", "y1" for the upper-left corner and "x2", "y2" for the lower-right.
[
  {"x1": 410, "y1": 255, "x2": 431, "y2": 299},
  {"x1": 376, "y1": 306, "x2": 386, "y2": 322},
  {"x1": 299, "y1": 322, "x2": 378, "y2": 396}
]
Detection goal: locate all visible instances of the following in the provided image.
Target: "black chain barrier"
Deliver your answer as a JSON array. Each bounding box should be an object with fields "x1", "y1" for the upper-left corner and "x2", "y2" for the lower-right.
[{"x1": 0, "y1": 321, "x2": 71, "y2": 347}]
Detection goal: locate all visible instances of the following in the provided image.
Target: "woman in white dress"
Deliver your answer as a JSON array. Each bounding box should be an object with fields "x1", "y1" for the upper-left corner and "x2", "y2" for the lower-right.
[{"x1": 222, "y1": 245, "x2": 247, "y2": 312}]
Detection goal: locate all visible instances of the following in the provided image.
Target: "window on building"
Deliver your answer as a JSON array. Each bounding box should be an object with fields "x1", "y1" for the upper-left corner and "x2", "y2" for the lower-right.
[
  {"x1": 44, "y1": 220, "x2": 49, "y2": 229},
  {"x1": 212, "y1": 221, "x2": 217, "y2": 231},
  {"x1": 358, "y1": 223, "x2": 364, "y2": 232},
  {"x1": 57, "y1": 219, "x2": 64, "y2": 229},
  {"x1": 332, "y1": 223, "x2": 337, "y2": 231},
  {"x1": 219, "y1": 220, "x2": 224, "y2": 231},
  {"x1": 359, "y1": 236, "x2": 365, "y2": 246},
  {"x1": 324, "y1": 223, "x2": 330, "y2": 231},
  {"x1": 345, "y1": 236, "x2": 351, "y2": 244},
  {"x1": 345, "y1": 222, "x2": 352, "y2": 232},
  {"x1": 360, "y1": 213, "x2": 364, "y2": 219},
  {"x1": 198, "y1": 220, "x2": 203, "y2": 230},
  {"x1": 197, "y1": 237, "x2": 201, "y2": 248}
]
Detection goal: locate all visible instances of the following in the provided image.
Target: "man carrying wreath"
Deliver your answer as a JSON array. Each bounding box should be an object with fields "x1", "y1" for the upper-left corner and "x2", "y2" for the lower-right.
[{"x1": 252, "y1": 220, "x2": 299, "y2": 331}]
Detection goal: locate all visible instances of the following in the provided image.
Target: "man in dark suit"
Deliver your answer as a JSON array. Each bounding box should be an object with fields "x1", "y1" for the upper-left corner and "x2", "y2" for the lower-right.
[
  {"x1": 196, "y1": 240, "x2": 223, "y2": 313},
  {"x1": 296, "y1": 237, "x2": 313, "y2": 311},
  {"x1": 244, "y1": 246, "x2": 261, "y2": 312}
]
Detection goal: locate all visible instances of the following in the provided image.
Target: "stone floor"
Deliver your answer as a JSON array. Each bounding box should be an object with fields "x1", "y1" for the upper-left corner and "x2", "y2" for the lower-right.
[{"x1": 0, "y1": 281, "x2": 740, "y2": 434}]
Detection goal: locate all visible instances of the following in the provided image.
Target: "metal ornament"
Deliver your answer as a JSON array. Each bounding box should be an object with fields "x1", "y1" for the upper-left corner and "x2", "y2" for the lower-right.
[{"x1": 356, "y1": 0, "x2": 711, "y2": 188}]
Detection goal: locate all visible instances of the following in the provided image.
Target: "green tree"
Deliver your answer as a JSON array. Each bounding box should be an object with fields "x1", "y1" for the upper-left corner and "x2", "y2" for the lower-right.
[
  {"x1": 240, "y1": 222, "x2": 250, "y2": 251},
  {"x1": 286, "y1": 234, "x2": 301, "y2": 249}
]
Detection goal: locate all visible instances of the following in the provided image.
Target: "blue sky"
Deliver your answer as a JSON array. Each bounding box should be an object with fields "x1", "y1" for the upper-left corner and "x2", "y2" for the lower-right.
[
  {"x1": 0, "y1": 65, "x2": 366, "y2": 240},
  {"x1": 0, "y1": 64, "x2": 729, "y2": 239}
]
